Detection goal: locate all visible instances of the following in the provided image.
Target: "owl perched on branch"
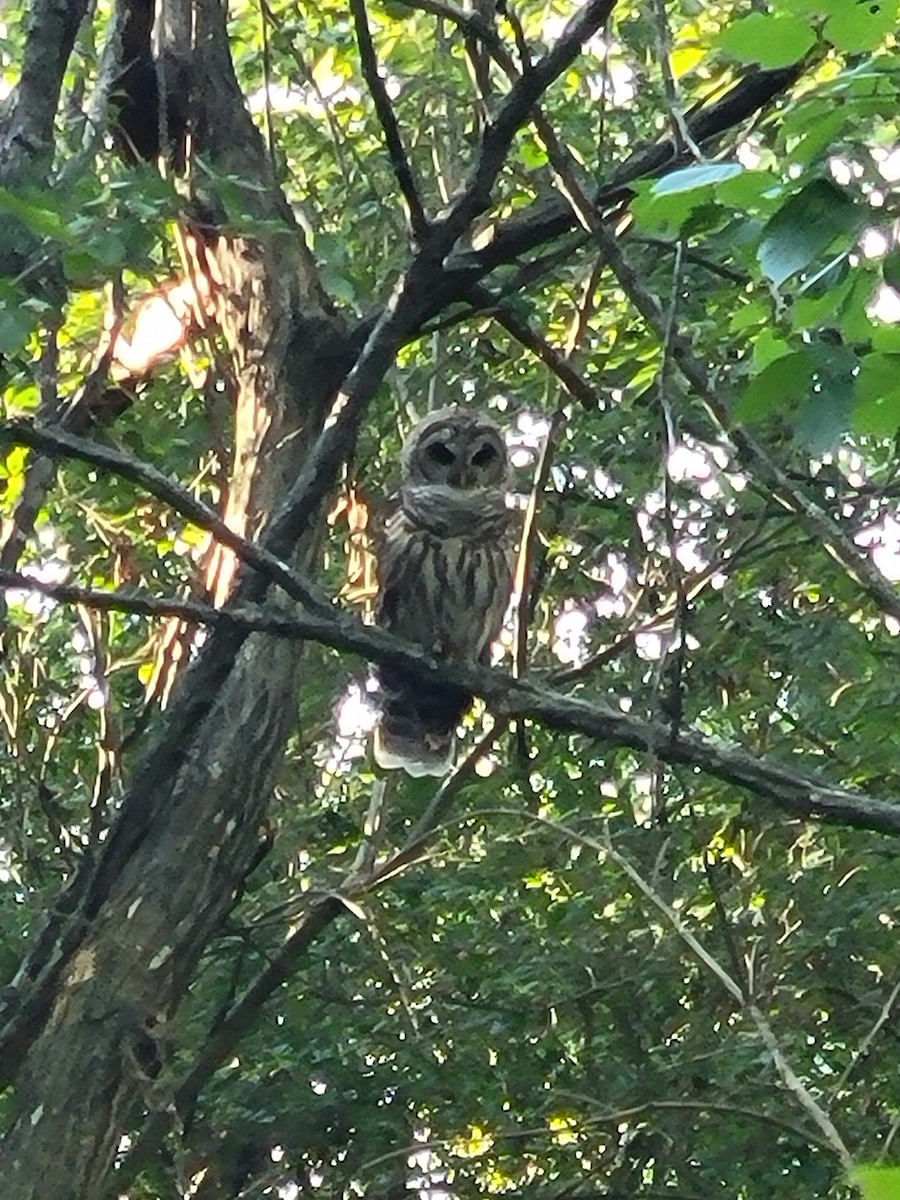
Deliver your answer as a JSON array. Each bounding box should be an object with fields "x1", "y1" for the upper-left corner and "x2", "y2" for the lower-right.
[{"x1": 373, "y1": 407, "x2": 516, "y2": 777}]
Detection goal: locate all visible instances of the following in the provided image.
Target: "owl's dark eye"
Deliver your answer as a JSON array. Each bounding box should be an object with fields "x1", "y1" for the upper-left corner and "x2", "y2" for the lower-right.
[
  {"x1": 470, "y1": 442, "x2": 499, "y2": 467},
  {"x1": 427, "y1": 443, "x2": 456, "y2": 465}
]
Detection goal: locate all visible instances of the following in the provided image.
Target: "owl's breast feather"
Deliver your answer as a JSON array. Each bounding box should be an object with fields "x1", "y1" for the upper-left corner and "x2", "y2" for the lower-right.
[{"x1": 399, "y1": 483, "x2": 511, "y2": 539}]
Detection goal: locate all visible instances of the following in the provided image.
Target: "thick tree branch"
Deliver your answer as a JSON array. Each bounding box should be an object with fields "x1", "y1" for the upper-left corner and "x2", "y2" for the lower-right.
[
  {"x1": 0, "y1": 0, "x2": 89, "y2": 182},
  {"x1": 0, "y1": 10, "x2": 631, "y2": 1162},
  {"x1": 5, "y1": 568, "x2": 900, "y2": 840},
  {"x1": 504, "y1": 79, "x2": 900, "y2": 629},
  {"x1": 423, "y1": 63, "x2": 806, "y2": 319},
  {"x1": 435, "y1": 0, "x2": 617, "y2": 246}
]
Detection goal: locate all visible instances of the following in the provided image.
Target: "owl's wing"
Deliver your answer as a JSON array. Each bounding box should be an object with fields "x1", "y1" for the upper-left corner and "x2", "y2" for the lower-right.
[
  {"x1": 372, "y1": 498, "x2": 470, "y2": 776},
  {"x1": 371, "y1": 491, "x2": 407, "y2": 631}
]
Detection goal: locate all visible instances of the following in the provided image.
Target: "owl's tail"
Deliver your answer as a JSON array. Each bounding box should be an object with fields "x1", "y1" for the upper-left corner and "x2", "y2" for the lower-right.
[{"x1": 373, "y1": 665, "x2": 470, "y2": 778}]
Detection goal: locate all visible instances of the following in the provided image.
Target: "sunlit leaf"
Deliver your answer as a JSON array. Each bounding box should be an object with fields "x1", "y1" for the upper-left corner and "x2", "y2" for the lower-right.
[
  {"x1": 651, "y1": 162, "x2": 743, "y2": 196},
  {"x1": 853, "y1": 352, "x2": 900, "y2": 436},
  {"x1": 715, "y1": 12, "x2": 817, "y2": 68},
  {"x1": 825, "y1": 0, "x2": 899, "y2": 53},
  {"x1": 850, "y1": 1165, "x2": 900, "y2": 1200}
]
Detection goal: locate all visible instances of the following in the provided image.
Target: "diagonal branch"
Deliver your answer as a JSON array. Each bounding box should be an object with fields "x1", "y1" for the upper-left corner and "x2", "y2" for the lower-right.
[
  {"x1": 350, "y1": 0, "x2": 429, "y2": 239},
  {"x1": 0, "y1": 419, "x2": 332, "y2": 616},
  {"x1": 425, "y1": 62, "x2": 806, "y2": 317},
  {"x1": 469, "y1": 283, "x2": 601, "y2": 409},
  {"x1": 568, "y1": 821, "x2": 853, "y2": 1169},
  {"x1": 435, "y1": 0, "x2": 618, "y2": 246},
  {"x1": 500, "y1": 77, "x2": 900, "y2": 629},
  {"x1": 6, "y1": 567, "x2": 900, "y2": 840},
  {"x1": 2, "y1": 0, "x2": 631, "y2": 1032},
  {"x1": 592, "y1": 222, "x2": 900, "y2": 625}
]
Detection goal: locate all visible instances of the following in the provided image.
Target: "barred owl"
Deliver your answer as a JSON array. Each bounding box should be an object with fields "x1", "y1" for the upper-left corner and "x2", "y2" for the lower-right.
[{"x1": 373, "y1": 407, "x2": 515, "y2": 777}]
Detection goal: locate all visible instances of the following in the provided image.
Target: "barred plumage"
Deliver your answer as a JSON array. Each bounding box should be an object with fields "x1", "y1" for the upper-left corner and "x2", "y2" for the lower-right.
[{"x1": 373, "y1": 408, "x2": 515, "y2": 776}]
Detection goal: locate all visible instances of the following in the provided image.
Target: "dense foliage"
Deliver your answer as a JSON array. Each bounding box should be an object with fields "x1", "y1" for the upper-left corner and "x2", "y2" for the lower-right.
[{"x1": 2, "y1": 0, "x2": 900, "y2": 1197}]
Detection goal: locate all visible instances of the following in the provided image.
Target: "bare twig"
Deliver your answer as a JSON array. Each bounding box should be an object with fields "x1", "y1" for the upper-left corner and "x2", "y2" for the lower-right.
[
  {"x1": 521, "y1": 817, "x2": 854, "y2": 1169},
  {"x1": 474, "y1": 285, "x2": 601, "y2": 410},
  {"x1": 649, "y1": 0, "x2": 703, "y2": 158},
  {"x1": 831, "y1": 976, "x2": 900, "y2": 1098},
  {"x1": 258, "y1": 0, "x2": 279, "y2": 179},
  {"x1": 557, "y1": 1095, "x2": 834, "y2": 1157},
  {"x1": 490, "y1": 76, "x2": 900, "y2": 631},
  {"x1": 748, "y1": 1002, "x2": 853, "y2": 1171},
  {"x1": 651, "y1": 238, "x2": 689, "y2": 799}
]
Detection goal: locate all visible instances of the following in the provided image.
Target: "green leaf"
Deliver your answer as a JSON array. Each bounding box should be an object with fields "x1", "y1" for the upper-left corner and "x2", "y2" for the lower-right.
[
  {"x1": 795, "y1": 377, "x2": 854, "y2": 453},
  {"x1": 716, "y1": 13, "x2": 817, "y2": 68},
  {"x1": 0, "y1": 185, "x2": 68, "y2": 240},
  {"x1": 790, "y1": 273, "x2": 854, "y2": 329},
  {"x1": 758, "y1": 179, "x2": 861, "y2": 288},
  {"x1": 630, "y1": 186, "x2": 706, "y2": 235},
  {"x1": 779, "y1": 0, "x2": 845, "y2": 12},
  {"x1": 322, "y1": 271, "x2": 357, "y2": 305},
  {"x1": 715, "y1": 170, "x2": 780, "y2": 211},
  {"x1": 850, "y1": 1165, "x2": 900, "y2": 1200},
  {"x1": 871, "y1": 323, "x2": 900, "y2": 353},
  {"x1": 825, "y1": 0, "x2": 899, "y2": 53},
  {"x1": 651, "y1": 162, "x2": 744, "y2": 196},
  {"x1": 729, "y1": 298, "x2": 768, "y2": 333},
  {"x1": 787, "y1": 109, "x2": 850, "y2": 167},
  {"x1": 751, "y1": 328, "x2": 793, "y2": 370},
  {"x1": 0, "y1": 307, "x2": 34, "y2": 354},
  {"x1": 794, "y1": 345, "x2": 858, "y2": 452},
  {"x1": 735, "y1": 349, "x2": 816, "y2": 422},
  {"x1": 853, "y1": 352, "x2": 900, "y2": 436},
  {"x1": 840, "y1": 274, "x2": 878, "y2": 344}
]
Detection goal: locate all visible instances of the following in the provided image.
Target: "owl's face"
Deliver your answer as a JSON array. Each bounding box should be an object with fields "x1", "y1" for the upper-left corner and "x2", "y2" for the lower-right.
[{"x1": 402, "y1": 407, "x2": 508, "y2": 490}]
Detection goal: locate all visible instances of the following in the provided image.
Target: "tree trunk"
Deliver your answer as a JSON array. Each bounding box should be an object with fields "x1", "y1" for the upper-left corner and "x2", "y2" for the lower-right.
[{"x1": 1, "y1": 2, "x2": 351, "y2": 1194}]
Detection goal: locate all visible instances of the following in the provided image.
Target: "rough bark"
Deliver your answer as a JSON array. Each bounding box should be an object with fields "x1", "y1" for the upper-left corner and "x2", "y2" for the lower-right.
[{"x1": 0, "y1": 0, "x2": 89, "y2": 182}]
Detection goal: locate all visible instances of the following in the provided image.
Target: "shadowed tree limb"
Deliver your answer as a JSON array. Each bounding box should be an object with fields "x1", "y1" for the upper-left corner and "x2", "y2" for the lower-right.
[
  {"x1": 502, "y1": 83, "x2": 900, "y2": 631},
  {"x1": 425, "y1": 62, "x2": 806, "y2": 318},
  {"x1": 0, "y1": 0, "x2": 90, "y2": 182},
  {"x1": 350, "y1": 0, "x2": 429, "y2": 239},
  {"x1": 0, "y1": 6, "x2": 635, "y2": 1194}
]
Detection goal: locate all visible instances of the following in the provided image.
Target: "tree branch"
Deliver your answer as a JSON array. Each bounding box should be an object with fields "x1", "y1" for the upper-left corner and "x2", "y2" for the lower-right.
[
  {"x1": 424, "y1": 62, "x2": 806, "y2": 318},
  {"x1": 0, "y1": 418, "x2": 333, "y2": 617},
  {"x1": 538, "y1": 819, "x2": 855, "y2": 1169},
  {"x1": 434, "y1": 0, "x2": 618, "y2": 247},
  {"x1": 6, "y1": 568, "x2": 900, "y2": 840},
  {"x1": 350, "y1": 0, "x2": 429, "y2": 239},
  {"x1": 469, "y1": 283, "x2": 601, "y2": 409},
  {"x1": 498, "y1": 75, "x2": 900, "y2": 629}
]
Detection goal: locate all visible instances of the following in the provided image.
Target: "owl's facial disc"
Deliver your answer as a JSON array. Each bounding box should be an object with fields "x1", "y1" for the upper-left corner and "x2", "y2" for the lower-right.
[{"x1": 403, "y1": 410, "x2": 508, "y2": 488}]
